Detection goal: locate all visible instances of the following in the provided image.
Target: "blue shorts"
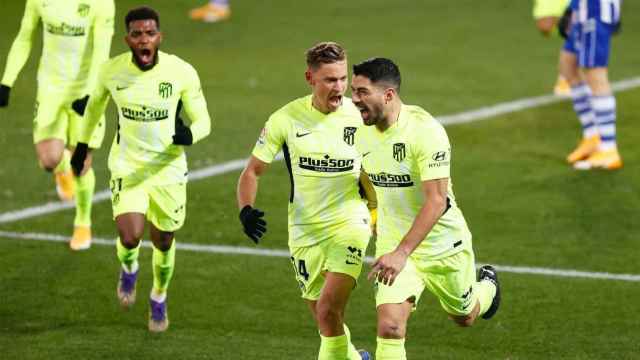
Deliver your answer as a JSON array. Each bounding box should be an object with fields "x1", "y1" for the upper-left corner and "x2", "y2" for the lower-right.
[{"x1": 563, "y1": 19, "x2": 616, "y2": 68}]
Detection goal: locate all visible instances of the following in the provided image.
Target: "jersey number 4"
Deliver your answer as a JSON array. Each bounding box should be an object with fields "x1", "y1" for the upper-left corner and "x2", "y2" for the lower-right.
[{"x1": 290, "y1": 257, "x2": 310, "y2": 281}]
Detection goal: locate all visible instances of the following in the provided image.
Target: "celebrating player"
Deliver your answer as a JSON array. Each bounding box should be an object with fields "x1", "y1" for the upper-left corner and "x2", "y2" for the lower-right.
[
  {"x1": 351, "y1": 58, "x2": 500, "y2": 360},
  {"x1": 237, "y1": 42, "x2": 373, "y2": 359},
  {"x1": 70, "y1": 6, "x2": 212, "y2": 332},
  {"x1": 0, "y1": 0, "x2": 115, "y2": 250},
  {"x1": 561, "y1": 0, "x2": 622, "y2": 170}
]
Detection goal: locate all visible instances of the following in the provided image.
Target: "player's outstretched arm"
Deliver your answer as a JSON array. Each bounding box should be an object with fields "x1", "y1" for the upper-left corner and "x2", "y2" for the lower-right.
[
  {"x1": 181, "y1": 65, "x2": 211, "y2": 144},
  {"x1": 0, "y1": 0, "x2": 40, "y2": 105},
  {"x1": 368, "y1": 178, "x2": 449, "y2": 286},
  {"x1": 237, "y1": 156, "x2": 269, "y2": 243}
]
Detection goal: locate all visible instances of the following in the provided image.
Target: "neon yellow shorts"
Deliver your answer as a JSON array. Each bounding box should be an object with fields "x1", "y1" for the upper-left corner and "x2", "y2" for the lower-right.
[
  {"x1": 533, "y1": 0, "x2": 570, "y2": 19},
  {"x1": 110, "y1": 178, "x2": 187, "y2": 232},
  {"x1": 33, "y1": 95, "x2": 105, "y2": 148},
  {"x1": 289, "y1": 221, "x2": 371, "y2": 301},
  {"x1": 375, "y1": 247, "x2": 479, "y2": 316}
]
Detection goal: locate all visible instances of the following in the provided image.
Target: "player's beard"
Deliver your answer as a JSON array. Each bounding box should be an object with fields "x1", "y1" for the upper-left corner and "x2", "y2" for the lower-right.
[
  {"x1": 131, "y1": 47, "x2": 159, "y2": 71},
  {"x1": 359, "y1": 102, "x2": 384, "y2": 126}
]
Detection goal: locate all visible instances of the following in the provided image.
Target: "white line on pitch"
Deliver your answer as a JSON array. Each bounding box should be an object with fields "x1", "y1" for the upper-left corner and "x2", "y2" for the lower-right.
[
  {"x1": 1, "y1": 76, "x2": 639, "y2": 225},
  {"x1": 1, "y1": 230, "x2": 639, "y2": 283}
]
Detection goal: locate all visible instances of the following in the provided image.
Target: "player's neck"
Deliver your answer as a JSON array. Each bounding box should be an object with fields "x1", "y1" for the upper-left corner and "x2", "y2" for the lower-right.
[
  {"x1": 376, "y1": 101, "x2": 402, "y2": 132},
  {"x1": 311, "y1": 95, "x2": 334, "y2": 115}
]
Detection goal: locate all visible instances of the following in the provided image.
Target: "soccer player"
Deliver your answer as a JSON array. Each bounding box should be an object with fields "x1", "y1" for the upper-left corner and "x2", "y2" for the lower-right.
[
  {"x1": 237, "y1": 42, "x2": 372, "y2": 360},
  {"x1": 189, "y1": 0, "x2": 231, "y2": 23},
  {"x1": 351, "y1": 58, "x2": 500, "y2": 360},
  {"x1": 532, "y1": 0, "x2": 572, "y2": 95},
  {"x1": 70, "y1": 6, "x2": 212, "y2": 332},
  {"x1": 0, "y1": 0, "x2": 115, "y2": 250},
  {"x1": 561, "y1": 0, "x2": 622, "y2": 170}
]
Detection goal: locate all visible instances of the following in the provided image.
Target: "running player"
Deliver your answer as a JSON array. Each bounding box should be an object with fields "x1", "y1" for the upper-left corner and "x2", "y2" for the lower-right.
[
  {"x1": 351, "y1": 58, "x2": 500, "y2": 360},
  {"x1": 70, "y1": 6, "x2": 212, "y2": 332},
  {"x1": 237, "y1": 42, "x2": 372, "y2": 359},
  {"x1": 0, "y1": 0, "x2": 115, "y2": 250}
]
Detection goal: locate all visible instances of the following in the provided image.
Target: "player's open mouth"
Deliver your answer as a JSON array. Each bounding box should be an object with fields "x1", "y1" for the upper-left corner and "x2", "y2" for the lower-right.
[
  {"x1": 357, "y1": 105, "x2": 369, "y2": 120},
  {"x1": 138, "y1": 48, "x2": 154, "y2": 64},
  {"x1": 329, "y1": 95, "x2": 342, "y2": 105}
]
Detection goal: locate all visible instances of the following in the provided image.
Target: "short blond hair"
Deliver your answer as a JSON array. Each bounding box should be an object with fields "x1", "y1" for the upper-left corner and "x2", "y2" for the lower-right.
[{"x1": 305, "y1": 42, "x2": 346, "y2": 69}]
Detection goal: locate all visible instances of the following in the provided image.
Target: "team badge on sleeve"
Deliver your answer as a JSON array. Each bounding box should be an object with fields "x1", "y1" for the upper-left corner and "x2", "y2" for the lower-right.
[
  {"x1": 393, "y1": 143, "x2": 406, "y2": 162},
  {"x1": 343, "y1": 127, "x2": 356, "y2": 146}
]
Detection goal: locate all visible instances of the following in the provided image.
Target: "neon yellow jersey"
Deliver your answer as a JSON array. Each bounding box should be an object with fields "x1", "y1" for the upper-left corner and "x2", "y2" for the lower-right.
[
  {"x1": 356, "y1": 104, "x2": 471, "y2": 259},
  {"x1": 81, "y1": 51, "x2": 212, "y2": 186},
  {"x1": 252, "y1": 95, "x2": 369, "y2": 247},
  {"x1": 533, "y1": 0, "x2": 570, "y2": 19},
  {"x1": 1, "y1": 0, "x2": 114, "y2": 99}
]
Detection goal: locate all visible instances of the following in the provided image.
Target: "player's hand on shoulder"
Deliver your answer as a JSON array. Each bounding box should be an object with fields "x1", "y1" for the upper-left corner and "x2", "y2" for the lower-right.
[
  {"x1": 239, "y1": 205, "x2": 267, "y2": 244},
  {"x1": 0, "y1": 85, "x2": 11, "y2": 107},
  {"x1": 172, "y1": 117, "x2": 193, "y2": 145},
  {"x1": 71, "y1": 95, "x2": 90, "y2": 115}
]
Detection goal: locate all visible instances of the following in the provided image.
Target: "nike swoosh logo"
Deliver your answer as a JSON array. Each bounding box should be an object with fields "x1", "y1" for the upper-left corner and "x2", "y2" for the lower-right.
[
  {"x1": 363, "y1": 152, "x2": 371, "y2": 157},
  {"x1": 116, "y1": 85, "x2": 129, "y2": 91},
  {"x1": 296, "y1": 132, "x2": 311, "y2": 138},
  {"x1": 345, "y1": 261, "x2": 358, "y2": 265}
]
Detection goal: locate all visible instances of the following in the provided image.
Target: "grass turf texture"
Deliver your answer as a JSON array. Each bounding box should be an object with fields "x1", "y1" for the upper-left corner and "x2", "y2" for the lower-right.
[{"x1": 1, "y1": 0, "x2": 639, "y2": 358}]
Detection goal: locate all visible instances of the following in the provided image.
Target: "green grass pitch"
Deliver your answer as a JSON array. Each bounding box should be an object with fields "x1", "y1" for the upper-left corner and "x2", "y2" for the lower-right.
[{"x1": 1, "y1": 1, "x2": 639, "y2": 358}]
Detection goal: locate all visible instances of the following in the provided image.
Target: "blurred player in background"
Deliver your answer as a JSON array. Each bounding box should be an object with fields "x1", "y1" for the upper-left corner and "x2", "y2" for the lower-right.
[
  {"x1": 0, "y1": 0, "x2": 114, "y2": 250},
  {"x1": 71, "y1": 6, "x2": 212, "y2": 332},
  {"x1": 351, "y1": 58, "x2": 500, "y2": 360},
  {"x1": 532, "y1": 0, "x2": 572, "y2": 96},
  {"x1": 189, "y1": 0, "x2": 231, "y2": 23},
  {"x1": 561, "y1": 0, "x2": 622, "y2": 170},
  {"x1": 237, "y1": 42, "x2": 373, "y2": 360}
]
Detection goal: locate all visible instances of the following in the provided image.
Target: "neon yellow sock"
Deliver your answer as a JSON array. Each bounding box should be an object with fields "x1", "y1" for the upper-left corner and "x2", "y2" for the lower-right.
[
  {"x1": 343, "y1": 324, "x2": 361, "y2": 360},
  {"x1": 319, "y1": 333, "x2": 349, "y2": 360},
  {"x1": 476, "y1": 280, "x2": 497, "y2": 316},
  {"x1": 54, "y1": 149, "x2": 71, "y2": 173},
  {"x1": 116, "y1": 237, "x2": 140, "y2": 274},
  {"x1": 376, "y1": 337, "x2": 406, "y2": 360},
  {"x1": 73, "y1": 167, "x2": 95, "y2": 226},
  {"x1": 152, "y1": 241, "x2": 176, "y2": 294}
]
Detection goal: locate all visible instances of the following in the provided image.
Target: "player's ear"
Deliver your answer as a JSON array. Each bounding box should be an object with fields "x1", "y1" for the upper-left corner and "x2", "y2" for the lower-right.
[
  {"x1": 384, "y1": 88, "x2": 394, "y2": 103},
  {"x1": 305, "y1": 69, "x2": 313, "y2": 86},
  {"x1": 158, "y1": 31, "x2": 164, "y2": 44}
]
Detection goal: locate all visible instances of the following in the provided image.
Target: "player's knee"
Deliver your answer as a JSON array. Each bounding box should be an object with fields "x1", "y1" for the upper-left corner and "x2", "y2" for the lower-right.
[
  {"x1": 39, "y1": 154, "x2": 62, "y2": 172},
  {"x1": 535, "y1": 18, "x2": 555, "y2": 36},
  {"x1": 315, "y1": 301, "x2": 343, "y2": 328},
  {"x1": 378, "y1": 318, "x2": 406, "y2": 339},
  {"x1": 119, "y1": 231, "x2": 143, "y2": 248}
]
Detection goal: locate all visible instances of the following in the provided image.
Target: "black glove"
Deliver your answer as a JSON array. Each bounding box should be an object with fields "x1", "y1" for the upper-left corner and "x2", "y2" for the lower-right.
[
  {"x1": 239, "y1": 205, "x2": 267, "y2": 244},
  {"x1": 71, "y1": 95, "x2": 90, "y2": 115},
  {"x1": 71, "y1": 142, "x2": 89, "y2": 176},
  {"x1": 558, "y1": 7, "x2": 572, "y2": 39},
  {"x1": 0, "y1": 85, "x2": 10, "y2": 107},
  {"x1": 172, "y1": 117, "x2": 193, "y2": 145}
]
